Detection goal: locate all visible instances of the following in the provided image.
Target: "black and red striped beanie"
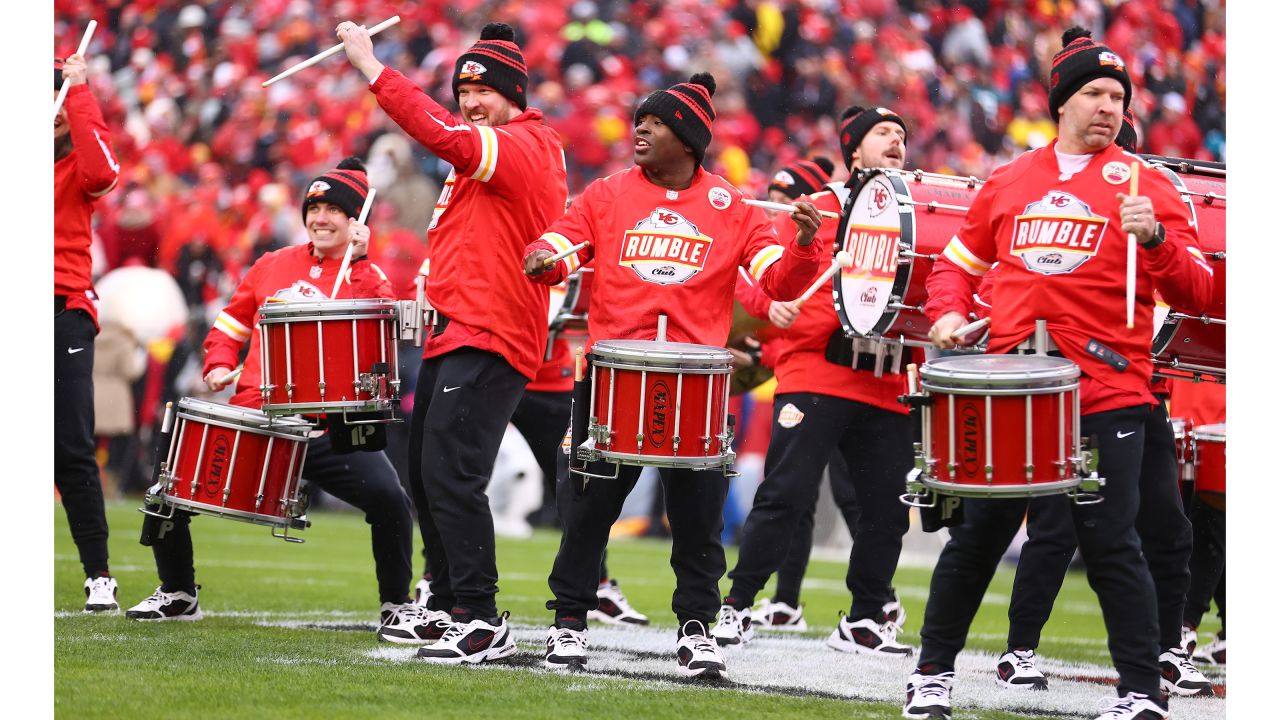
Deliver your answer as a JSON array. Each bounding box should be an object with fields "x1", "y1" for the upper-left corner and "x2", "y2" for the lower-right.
[
  {"x1": 302, "y1": 157, "x2": 370, "y2": 222},
  {"x1": 453, "y1": 23, "x2": 528, "y2": 111},
  {"x1": 634, "y1": 73, "x2": 718, "y2": 165},
  {"x1": 1048, "y1": 27, "x2": 1131, "y2": 122},
  {"x1": 1116, "y1": 108, "x2": 1138, "y2": 152},
  {"x1": 839, "y1": 105, "x2": 908, "y2": 169},
  {"x1": 769, "y1": 157, "x2": 835, "y2": 199}
]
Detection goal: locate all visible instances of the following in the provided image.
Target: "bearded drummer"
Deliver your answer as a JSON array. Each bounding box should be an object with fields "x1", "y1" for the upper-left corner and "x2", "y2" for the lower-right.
[
  {"x1": 126, "y1": 159, "x2": 430, "y2": 646},
  {"x1": 523, "y1": 73, "x2": 822, "y2": 677},
  {"x1": 713, "y1": 108, "x2": 915, "y2": 655},
  {"x1": 906, "y1": 29, "x2": 1214, "y2": 720}
]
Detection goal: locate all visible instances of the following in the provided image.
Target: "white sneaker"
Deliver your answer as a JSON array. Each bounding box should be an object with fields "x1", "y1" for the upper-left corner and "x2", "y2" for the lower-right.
[
  {"x1": 544, "y1": 625, "x2": 588, "y2": 670},
  {"x1": 1178, "y1": 623, "x2": 1198, "y2": 657},
  {"x1": 828, "y1": 613, "x2": 912, "y2": 656},
  {"x1": 1159, "y1": 648, "x2": 1214, "y2": 696},
  {"x1": 903, "y1": 670, "x2": 953, "y2": 719},
  {"x1": 412, "y1": 575, "x2": 433, "y2": 607},
  {"x1": 750, "y1": 598, "x2": 808, "y2": 632},
  {"x1": 995, "y1": 648, "x2": 1048, "y2": 690},
  {"x1": 710, "y1": 604, "x2": 754, "y2": 647},
  {"x1": 377, "y1": 602, "x2": 451, "y2": 644},
  {"x1": 125, "y1": 586, "x2": 203, "y2": 621},
  {"x1": 883, "y1": 591, "x2": 908, "y2": 629},
  {"x1": 84, "y1": 576, "x2": 119, "y2": 613},
  {"x1": 1195, "y1": 632, "x2": 1226, "y2": 665},
  {"x1": 588, "y1": 580, "x2": 650, "y2": 626},
  {"x1": 416, "y1": 611, "x2": 517, "y2": 664},
  {"x1": 1093, "y1": 692, "x2": 1168, "y2": 720},
  {"x1": 676, "y1": 620, "x2": 727, "y2": 678}
]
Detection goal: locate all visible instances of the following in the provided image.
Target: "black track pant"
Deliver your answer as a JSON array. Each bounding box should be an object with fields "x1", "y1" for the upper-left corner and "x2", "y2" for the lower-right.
[
  {"x1": 55, "y1": 308, "x2": 110, "y2": 577},
  {"x1": 770, "y1": 452, "x2": 861, "y2": 608},
  {"x1": 1183, "y1": 496, "x2": 1225, "y2": 629},
  {"x1": 510, "y1": 389, "x2": 572, "y2": 524}
]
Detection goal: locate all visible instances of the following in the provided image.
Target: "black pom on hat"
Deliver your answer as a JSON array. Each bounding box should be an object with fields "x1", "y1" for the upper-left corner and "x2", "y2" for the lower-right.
[
  {"x1": 1047, "y1": 26, "x2": 1132, "y2": 122},
  {"x1": 634, "y1": 72, "x2": 719, "y2": 165},
  {"x1": 453, "y1": 22, "x2": 529, "y2": 110}
]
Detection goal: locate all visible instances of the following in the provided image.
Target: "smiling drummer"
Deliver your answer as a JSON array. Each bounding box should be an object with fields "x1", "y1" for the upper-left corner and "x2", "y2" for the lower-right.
[{"x1": 906, "y1": 29, "x2": 1215, "y2": 720}]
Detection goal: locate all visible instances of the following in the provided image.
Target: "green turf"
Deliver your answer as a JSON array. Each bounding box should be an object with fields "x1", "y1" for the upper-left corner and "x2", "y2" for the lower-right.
[{"x1": 55, "y1": 500, "x2": 1211, "y2": 719}]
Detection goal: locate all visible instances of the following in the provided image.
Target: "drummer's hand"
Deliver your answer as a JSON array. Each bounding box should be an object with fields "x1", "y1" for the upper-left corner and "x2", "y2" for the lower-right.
[
  {"x1": 790, "y1": 201, "x2": 822, "y2": 247},
  {"x1": 523, "y1": 249, "x2": 555, "y2": 276},
  {"x1": 61, "y1": 54, "x2": 88, "y2": 87},
  {"x1": 336, "y1": 22, "x2": 385, "y2": 82},
  {"x1": 346, "y1": 217, "x2": 370, "y2": 258},
  {"x1": 928, "y1": 311, "x2": 969, "y2": 350},
  {"x1": 205, "y1": 366, "x2": 235, "y2": 392},
  {"x1": 1116, "y1": 193, "x2": 1157, "y2": 246},
  {"x1": 768, "y1": 300, "x2": 800, "y2": 329}
]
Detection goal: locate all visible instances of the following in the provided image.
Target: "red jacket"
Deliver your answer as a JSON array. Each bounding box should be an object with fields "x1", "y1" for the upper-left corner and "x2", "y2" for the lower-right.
[
  {"x1": 525, "y1": 166, "x2": 821, "y2": 348},
  {"x1": 203, "y1": 244, "x2": 393, "y2": 408},
  {"x1": 925, "y1": 141, "x2": 1214, "y2": 414},
  {"x1": 55, "y1": 84, "x2": 120, "y2": 327},
  {"x1": 370, "y1": 68, "x2": 568, "y2": 381}
]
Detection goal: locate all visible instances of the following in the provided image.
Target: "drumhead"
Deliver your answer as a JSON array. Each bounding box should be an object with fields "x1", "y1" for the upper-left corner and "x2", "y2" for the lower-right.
[
  {"x1": 919, "y1": 354, "x2": 1079, "y2": 390},
  {"x1": 835, "y1": 169, "x2": 912, "y2": 336},
  {"x1": 258, "y1": 298, "x2": 399, "y2": 322},
  {"x1": 1190, "y1": 422, "x2": 1226, "y2": 443},
  {"x1": 590, "y1": 339, "x2": 732, "y2": 367},
  {"x1": 175, "y1": 397, "x2": 313, "y2": 437}
]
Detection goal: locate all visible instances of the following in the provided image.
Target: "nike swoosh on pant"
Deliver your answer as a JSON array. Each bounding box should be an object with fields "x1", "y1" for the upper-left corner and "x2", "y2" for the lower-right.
[
  {"x1": 442, "y1": 386, "x2": 461, "y2": 393},
  {"x1": 68, "y1": 347, "x2": 85, "y2": 354}
]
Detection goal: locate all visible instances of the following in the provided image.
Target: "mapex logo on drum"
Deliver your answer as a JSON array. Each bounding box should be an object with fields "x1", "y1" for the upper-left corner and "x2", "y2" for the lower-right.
[
  {"x1": 959, "y1": 401, "x2": 981, "y2": 479},
  {"x1": 205, "y1": 435, "x2": 231, "y2": 496},
  {"x1": 648, "y1": 381, "x2": 671, "y2": 447}
]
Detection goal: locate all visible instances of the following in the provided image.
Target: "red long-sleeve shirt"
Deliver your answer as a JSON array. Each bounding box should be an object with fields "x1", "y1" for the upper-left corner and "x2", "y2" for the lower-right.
[
  {"x1": 925, "y1": 141, "x2": 1214, "y2": 414},
  {"x1": 54, "y1": 84, "x2": 120, "y2": 327},
  {"x1": 369, "y1": 68, "x2": 568, "y2": 381},
  {"x1": 203, "y1": 244, "x2": 393, "y2": 408}
]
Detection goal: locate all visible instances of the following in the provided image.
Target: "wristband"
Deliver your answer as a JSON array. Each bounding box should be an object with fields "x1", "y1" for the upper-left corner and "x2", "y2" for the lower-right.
[{"x1": 1139, "y1": 222, "x2": 1166, "y2": 250}]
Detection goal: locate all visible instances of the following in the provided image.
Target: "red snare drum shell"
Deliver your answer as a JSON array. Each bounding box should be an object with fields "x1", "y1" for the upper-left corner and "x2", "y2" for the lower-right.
[{"x1": 1192, "y1": 422, "x2": 1226, "y2": 496}]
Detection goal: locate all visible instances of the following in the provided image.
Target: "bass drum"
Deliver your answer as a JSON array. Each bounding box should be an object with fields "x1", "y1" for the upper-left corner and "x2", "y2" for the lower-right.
[
  {"x1": 834, "y1": 169, "x2": 984, "y2": 343},
  {"x1": 1144, "y1": 156, "x2": 1226, "y2": 379}
]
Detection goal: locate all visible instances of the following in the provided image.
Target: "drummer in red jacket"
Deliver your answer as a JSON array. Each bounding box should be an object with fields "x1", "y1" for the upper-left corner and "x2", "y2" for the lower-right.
[{"x1": 126, "y1": 159, "x2": 428, "y2": 648}]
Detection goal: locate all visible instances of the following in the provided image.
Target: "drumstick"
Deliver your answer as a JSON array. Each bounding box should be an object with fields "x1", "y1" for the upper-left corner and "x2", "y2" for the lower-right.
[
  {"x1": 222, "y1": 366, "x2": 244, "y2": 384},
  {"x1": 796, "y1": 251, "x2": 853, "y2": 306},
  {"x1": 906, "y1": 363, "x2": 919, "y2": 395},
  {"x1": 574, "y1": 347, "x2": 585, "y2": 382},
  {"x1": 261, "y1": 16, "x2": 401, "y2": 87},
  {"x1": 542, "y1": 241, "x2": 590, "y2": 268},
  {"x1": 742, "y1": 198, "x2": 841, "y2": 220},
  {"x1": 1126, "y1": 162, "x2": 1139, "y2": 329},
  {"x1": 53, "y1": 20, "x2": 98, "y2": 120},
  {"x1": 331, "y1": 188, "x2": 377, "y2": 298},
  {"x1": 950, "y1": 316, "x2": 990, "y2": 341}
]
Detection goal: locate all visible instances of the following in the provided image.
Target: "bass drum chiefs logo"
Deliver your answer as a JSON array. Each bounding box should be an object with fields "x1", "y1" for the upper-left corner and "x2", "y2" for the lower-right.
[
  {"x1": 708, "y1": 186, "x2": 732, "y2": 210},
  {"x1": 865, "y1": 177, "x2": 894, "y2": 219}
]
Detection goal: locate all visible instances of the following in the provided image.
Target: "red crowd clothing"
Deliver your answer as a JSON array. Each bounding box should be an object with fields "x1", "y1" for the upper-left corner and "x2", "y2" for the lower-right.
[
  {"x1": 925, "y1": 140, "x2": 1215, "y2": 414},
  {"x1": 526, "y1": 166, "x2": 821, "y2": 348},
  {"x1": 54, "y1": 84, "x2": 121, "y2": 327},
  {"x1": 369, "y1": 68, "x2": 568, "y2": 381},
  {"x1": 203, "y1": 243, "x2": 393, "y2": 408}
]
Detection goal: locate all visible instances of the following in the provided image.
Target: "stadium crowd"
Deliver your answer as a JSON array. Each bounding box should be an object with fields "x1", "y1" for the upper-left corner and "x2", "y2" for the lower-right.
[{"x1": 53, "y1": 0, "x2": 1226, "y2": 496}]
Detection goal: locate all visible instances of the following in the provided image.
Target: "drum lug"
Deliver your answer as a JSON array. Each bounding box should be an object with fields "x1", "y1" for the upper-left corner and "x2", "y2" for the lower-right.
[
  {"x1": 286, "y1": 382, "x2": 295, "y2": 401},
  {"x1": 1069, "y1": 473, "x2": 1107, "y2": 505},
  {"x1": 355, "y1": 372, "x2": 383, "y2": 398},
  {"x1": 318, "y1": 381, "x2": 326, "y2": 401},
  {"x1": 271, "y1": 518, "x2": 308, "y2": 543},
  {"x1": 672, "y1": 435, "x2": 681, "y2": 453},
  {"x1": 900, "y1": 468, "x2": 937, "y2": 508}
]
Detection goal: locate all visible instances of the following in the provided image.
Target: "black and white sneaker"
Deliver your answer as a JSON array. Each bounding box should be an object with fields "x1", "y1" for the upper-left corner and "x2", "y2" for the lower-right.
[
  {"x1": 84, "y1": 576, "x2": 119, "y2": 613},
  {"x1": 1159, "y1": 648, "x2": 1214, "y2": 696},
  {"x1": 1195, "y1": 631, "x2": 1225, "y2": 665},
  {"x1": 676, "y1": 620, "x2": 727, "y2": 679},
  {"x1": 750, "y1": 599, "x2": 808, "y2": 632},
  {"x1": 884, "y1": 589, "x2": 907, "y2": 629},
  {"x1": 1178, "y1": 623, "x2": 1198, "y2": 657},
  {"x1": 588, "y1": 580, "x2": 650, "y2": 626},
  {"x1": 903, "y1": 670, "x2": 953, "y2": 719},
  {"x1": 828, "y1": 612, "x2": 912, "y2": 656},
  {"x1": 996, "y1": 648, "x2": 1048, "y2": 690},
  {"x1": 544, "y1": 626, "x2": 588, "y2": 670},
  {"x1": 416, "y1": 611, "x2": 517, "y2": 664},
  {"x1": 125, "y1": 586, "x2": 203, "y2": 621},
  {"x1": 377, "y1": 602, "x2": 451, "y2": 644},
  {"x1": 1093, "y1": 692, "x2": 1169, "y2": 720},
  {"x1": 710, "y1": 604, "x2": 754, "y2": 646},
  {"x1": 412, "y1": 575, "x2": 433, "y2": 607}
]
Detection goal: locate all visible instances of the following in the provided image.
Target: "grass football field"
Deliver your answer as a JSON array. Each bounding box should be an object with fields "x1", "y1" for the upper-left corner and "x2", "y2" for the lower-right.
[{"x1": 54, "y1": 501, "x2": 1224, "y2": 719}]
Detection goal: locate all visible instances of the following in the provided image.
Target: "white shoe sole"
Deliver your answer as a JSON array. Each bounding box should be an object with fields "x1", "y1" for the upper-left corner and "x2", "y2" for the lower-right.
[
  {"x1": 827, "y1": 633, "x2": 912, "y2": 656},
  {"x1": 127, "y1": 609, "x2": 204, "y2": 622},
  {"x1": 677, "y1": 664, "x2": 727, "y2": 679},
  {"x1": 418, "y1": 640, "x2": 517, "y2": 665},
  {"x1": 544, "y1": 657, "x2": 587, "y2": 671},
  {"x1": 84, "y1": 605, "x2": 120, "y2": 613},
  {"x1": 377, "y1": 631, "x2": 438, "y2": 645},
  {"x1": 587, "y1": 610, "x2": 649, "y2": 626},
  {"x1": 995, "y1": 677, "x2": 1048, "y2": 691},
  {"x1": 753, "y1": 621, "x2": 808, "y2": 632}
]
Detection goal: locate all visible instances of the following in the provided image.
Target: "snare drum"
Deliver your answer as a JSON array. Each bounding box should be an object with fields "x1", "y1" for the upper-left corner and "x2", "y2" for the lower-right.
[
  {"x1": 835, "y1": 169, "x2": 984, "y2": 343},
  {"x1": 1169, "y1": 416, "x2": 1194, "y2": 483},
  {"x1": 1191, "y1": 422, "x2": 1226, "y2": 509},
  {"x1": 153, "y1": 398, "x2": 313, "y2": 529},
  {"x1": 258, "y1": 299, "x2": 401, "y2": 416},
  {"x1": 581, "y1": 340, "x2": 735, "y2": 471},
  {"x1": 1146, "y1": 156, "x2": 1226, "y2": 378},
  {"x1": 551, "y1": 268, "x2": 593, "y2": 333},
  {"x1": 911, "y1": 355, "x2": 1091, "y2": 498}
]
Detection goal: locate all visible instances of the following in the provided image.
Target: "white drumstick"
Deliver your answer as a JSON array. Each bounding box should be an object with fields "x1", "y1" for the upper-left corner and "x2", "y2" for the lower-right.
[
  {"x1": 906, "y1": 363, "x2": 919, "y2": 395},
  {"x1": 223, "y1": 366, "x2": 243, "y2": 384},
  {"x1": 950, "y1": 316, "x2": 990, "y2": 341},
  {"x1": 542, "y1": 241, "x2": 590, "y2": 268},
  {"x1": 262, "y1": 16, "x2": 401, "y2": 87},
  {"x1": 796, "y1": 251, "x2": 853, "y2": 306},
  {"x1": 742, "y1": 198, "x2": 841, "y2": 220},
  {"x1": 1126, "y1": 163, "x2": 1140, "y2": 329},
  {"x1": 53, "y1": 20, "x2": 98, "y2": 120},
  {"x1": 331, "y1": 188, "x2": 377, "y2": 299}
]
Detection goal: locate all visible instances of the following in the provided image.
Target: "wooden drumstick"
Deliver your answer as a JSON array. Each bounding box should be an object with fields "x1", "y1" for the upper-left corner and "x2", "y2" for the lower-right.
[
  {"x1": 1125, "y1": 162, "x2": 1139, "y2": 329},
  {"x1": 796, "y1": 251, "x2": 853, "y2": 306},
  {"x1": 331, "y1": 188, "x2": 377, "y2": 298},
  {"x1": 574, "y1": 347, "x2": 585, "y2": 382},
  {"x1": 742, "y1": 198, "x2": 841, "y2": 220},
  {"x1": 53, "y1": 21, "x2": 98, "y2": 120},
  {"x1": 906, "y1": 363, "x2": 919, "y2": 395},
  {"x1": 542, "y1": 241, "x2": 590, "y2": 268},
  {"x1": 222, "y1": 366, "x2": 244, "y2": 384},
  {"x1": 262, "y1": 16, "x2": 401, "y2": 87},
  {"x1": 950, "y1": 316, "x2": 990, "y2": 341}
]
